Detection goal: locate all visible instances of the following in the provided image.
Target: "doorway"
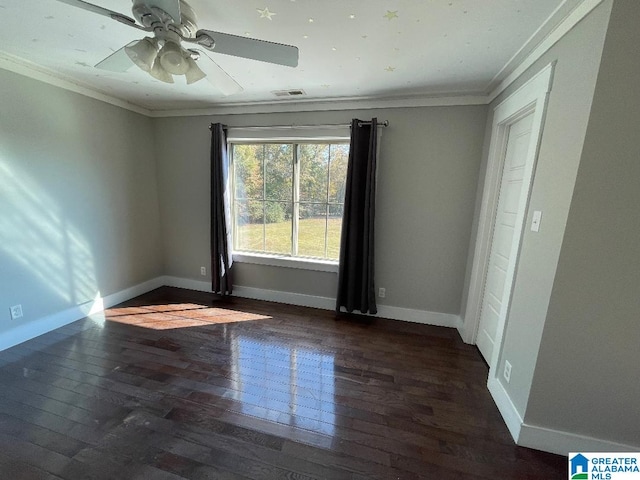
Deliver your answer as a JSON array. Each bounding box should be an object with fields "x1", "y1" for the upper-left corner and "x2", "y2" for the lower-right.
[
  {"x1": 462, "y1": 63, "x2": 554, "y2": 372},
  {"x1": 476, "y1": 112, "x2": 534, "y2": 363}
]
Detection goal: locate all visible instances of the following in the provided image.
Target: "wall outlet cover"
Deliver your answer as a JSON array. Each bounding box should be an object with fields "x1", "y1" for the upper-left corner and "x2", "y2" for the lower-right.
[
  {"x1": 504, "y1": 360, "x2": 512, "y2": 383},
  {"x1": 10, "y1": 304, "x2": 23, "y2": 320}
]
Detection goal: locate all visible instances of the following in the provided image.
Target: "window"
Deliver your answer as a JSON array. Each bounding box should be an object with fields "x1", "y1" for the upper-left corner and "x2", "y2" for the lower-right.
[{"x1": 230, "y1": 141, "x2": 349, "y2": 262}]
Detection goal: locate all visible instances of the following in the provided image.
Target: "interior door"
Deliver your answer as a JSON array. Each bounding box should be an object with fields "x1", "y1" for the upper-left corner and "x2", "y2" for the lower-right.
[{"x1": 476, "y1": 112, "x2": 534, "y2": 364}]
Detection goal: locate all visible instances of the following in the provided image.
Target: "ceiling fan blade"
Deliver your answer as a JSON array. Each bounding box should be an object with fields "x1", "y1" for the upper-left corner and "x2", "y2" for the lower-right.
[
  {"x1": 55, "y1": 0, "x2": 137, "y2": 24},
  {"x1": 196, "y1": 50, "x2": 243, "y2": 96},
  {"x1": 196, "y1": 30, "x2": 299, "y2": 67},
  {"x1": 95, "y1": 43, "x2": 135, "y2": 72}
]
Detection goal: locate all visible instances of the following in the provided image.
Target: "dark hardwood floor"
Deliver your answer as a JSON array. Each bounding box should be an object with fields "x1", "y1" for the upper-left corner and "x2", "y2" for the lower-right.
[{"x1": 0, "y1": 287, "x2": 566, "y2": 479}]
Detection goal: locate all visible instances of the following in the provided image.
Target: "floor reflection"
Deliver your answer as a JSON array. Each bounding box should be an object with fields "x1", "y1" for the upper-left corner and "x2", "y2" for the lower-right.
[{"x1": 232, "y1": 334, "x2": 336, "y2": 436}]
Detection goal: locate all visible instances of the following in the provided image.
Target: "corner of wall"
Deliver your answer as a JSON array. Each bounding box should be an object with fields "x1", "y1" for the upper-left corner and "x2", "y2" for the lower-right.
[{"x1": 0, "y1": 277, "x2": 164, "y2": 353}]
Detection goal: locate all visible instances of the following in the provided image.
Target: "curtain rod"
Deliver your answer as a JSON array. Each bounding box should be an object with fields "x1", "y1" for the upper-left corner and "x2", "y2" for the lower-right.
[{"x1": 210, "y1": 120, "x2": 389, "y2": 131}]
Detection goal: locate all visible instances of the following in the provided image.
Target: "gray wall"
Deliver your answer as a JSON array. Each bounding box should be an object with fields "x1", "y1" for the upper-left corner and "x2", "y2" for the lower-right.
[
  {"x1": 154, "y1": 106, "x2": 487, "y2": 315},
  {"x1": 0, "y1": 69, "x2": 162, "y2": 336},
  {"x1": 0, "y1": 0, "x2": 635, "y2": 451},
  {"x1": 464, "y1": 0, "x2": 613, "y2": 416},
  {"x1": 524, "y1": 0, "x2": 640, "y2": 447},
  {"x1": 463, "y1": 0, "x2": 639, "y2": 449}
]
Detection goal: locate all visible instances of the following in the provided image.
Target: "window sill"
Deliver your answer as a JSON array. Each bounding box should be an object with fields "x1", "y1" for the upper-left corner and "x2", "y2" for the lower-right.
[{"x1": 233, "y1": 252, "x2": 339, "y2": 273}]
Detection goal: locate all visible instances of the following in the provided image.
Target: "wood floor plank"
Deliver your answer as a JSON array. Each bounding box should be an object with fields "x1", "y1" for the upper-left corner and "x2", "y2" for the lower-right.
[
  {"x1": 0, "y1": 413, "x2": 88, "y2": 458},
  {"x1": 0, "y1": 286, "x2": 568, "y2": 479},
  {"x1": 127, "y1": 409, "x2": 354, "y2": 480},
  {"x1": 0, "y1": 450, "x2": 63, "y2": 480}
]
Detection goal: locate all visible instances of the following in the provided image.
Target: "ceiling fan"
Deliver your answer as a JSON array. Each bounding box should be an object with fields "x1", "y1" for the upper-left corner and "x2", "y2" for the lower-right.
[{"x1": 55, "y1": 0, "x2": 299, "y2": 95}]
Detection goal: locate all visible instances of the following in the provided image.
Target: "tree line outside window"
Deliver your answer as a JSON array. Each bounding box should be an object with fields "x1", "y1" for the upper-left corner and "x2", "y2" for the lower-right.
[{"x1": 231, "y1": 141, "x2": 349, "y2": 260}]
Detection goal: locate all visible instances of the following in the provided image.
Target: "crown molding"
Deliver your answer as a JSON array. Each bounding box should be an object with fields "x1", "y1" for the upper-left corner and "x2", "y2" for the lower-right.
[
  {"x1": 147, "y1": 93, "x2": 489, "y2": 118},
  {"x1": 487, "y1": 0, "x2": 582, "y2": 92},
  {"x1": 0, "y1": 52, "x2": 488, "y2": 115},
  {"x1": 0, "y1": 0, "x2": 603, "y2": 118},
  {"x1": 0, "y1": 52, "x2": 152, "y2": 117},
  {"x1": 487, "y1": 0, "x2": 604, "y2": 102}
]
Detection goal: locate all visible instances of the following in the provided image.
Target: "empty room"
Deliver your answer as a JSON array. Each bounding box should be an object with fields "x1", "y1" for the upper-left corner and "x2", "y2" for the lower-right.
[{"x1": 0, "y1": 0, "x2": 638, "y2": 478}]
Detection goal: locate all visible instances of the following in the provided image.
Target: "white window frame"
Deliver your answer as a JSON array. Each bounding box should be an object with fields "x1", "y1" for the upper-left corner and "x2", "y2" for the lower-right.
[{"x1": 228, "y1": 129, "x2": 350, "y2": 272}]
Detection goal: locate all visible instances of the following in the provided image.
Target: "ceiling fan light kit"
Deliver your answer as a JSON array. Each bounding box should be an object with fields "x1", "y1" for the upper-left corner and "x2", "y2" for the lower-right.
[
  {"x1": 124, "y1": 37, "x2": 159, "y2": 72},
  {"x1": 150, "y1": 57, "x2": 174, "y2": 83},
  {"x1": 54, "y1": 0, "x2": 299, "y2": 94},
  {"x1": 158, "y1": 40, "x2": 189, "y2": 75},
  {"x1": 184, "y1": 57, "x2": 206, "y2": 85}
]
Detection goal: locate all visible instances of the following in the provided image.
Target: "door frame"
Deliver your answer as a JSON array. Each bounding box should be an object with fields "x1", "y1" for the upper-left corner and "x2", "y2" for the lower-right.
[{"x1": 461, "y1": 63, "x2": 554, "y2": 372}]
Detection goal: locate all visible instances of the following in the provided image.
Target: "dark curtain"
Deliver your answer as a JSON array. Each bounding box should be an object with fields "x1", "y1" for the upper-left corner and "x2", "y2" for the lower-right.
[
  {"x1": 336, "y1": 118, "x2": 378, "y2": 314},
  {"x1": 210, "y1": 123, "x2": 233, "y2": 295}
]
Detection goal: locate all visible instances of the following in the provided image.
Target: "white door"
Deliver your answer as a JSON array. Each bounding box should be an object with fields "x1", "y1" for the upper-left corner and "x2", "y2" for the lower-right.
[{"x1": 476, "y1": 113, "x2": 534, "y2": 364}]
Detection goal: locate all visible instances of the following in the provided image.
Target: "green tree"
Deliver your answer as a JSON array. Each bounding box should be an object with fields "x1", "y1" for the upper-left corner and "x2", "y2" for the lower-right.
[
  {"x1": 233, "y1": 142, "x2": 348, "y2": 226},
  {"x1": 234, "y1": 144, "x2": 292, "y2": 224},
  {"x1": 328, "y1": 144, "x2": 348, "y2": 206}
]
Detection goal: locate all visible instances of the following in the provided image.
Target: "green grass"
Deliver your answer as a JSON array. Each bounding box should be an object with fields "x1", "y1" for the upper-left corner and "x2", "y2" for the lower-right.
[{"x1": 237, "y1": 218, "x2": 342, "y2": 260}]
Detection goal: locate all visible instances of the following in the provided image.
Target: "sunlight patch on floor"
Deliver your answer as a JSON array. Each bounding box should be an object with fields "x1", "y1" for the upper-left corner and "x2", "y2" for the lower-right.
[{"x1": 105, "y1": 303, "x2": 272, "y2": 330}]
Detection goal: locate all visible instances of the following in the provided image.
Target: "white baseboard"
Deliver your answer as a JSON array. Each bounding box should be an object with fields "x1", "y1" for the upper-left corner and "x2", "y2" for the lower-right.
[
  {"x1": 487, "y1": 375, "x2": 524, "y2": 442},
  {"x1": 160, "y1": 275, "x2": 211, "y2": 294},
  {"x1": 235, "y1": 285, "x2": 336, "y2": 311},
  {"x1": 162, "y1": 275, "x2": 341, "y2": 310},
  {"x1": 377, "y1": 304, "x2": 461, "y2": 328},
  {"x1": 0, "y1": 300, "x2": 96, "y2": 353},
  {"x1": 95, "y1": 277, "x2": 165, "y2": 312},
  {"x1": 518, "y1": 423, "x2": 640, "y2": 456},
  {"x1": 161, "y1": 275, "x2": 461, "y2": 328},
  {"x1": 1, "y1": 275, "x2": 461, "y2": 354},
  {"x1": 0, "y1": 277, "x2": 164, "y2": 352},
  {"x1": 486, "y1": 375, "x2": 640, "y2": 455},
  {"x1": 456, "y1": 320, "x2": 477, "y2": 344}
]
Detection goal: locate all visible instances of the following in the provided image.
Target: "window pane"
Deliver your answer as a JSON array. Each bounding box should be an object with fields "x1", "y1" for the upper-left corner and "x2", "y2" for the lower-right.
[
  {"x1": 327, "y1": 204, "x2": 344, "y2": 260},
  {"x1": 329, "y1": 144, "x2": 349, "y2": 203},
  {"x1": 265, "y1": 144, "x2": 293, "y2": 201},
  {"x1": 236, "y1": 200, "x2": 264, "y2": 252},
  {"x1": 298, "y1": 208, "x2": 328, "y2": 258},
  {"x1": 299, "y1": 144, "x2": 329, "y2": 202},
  {"x1": 234, "y1": 144, "x2": 264, "y2": 200},
  {"x1": 232, "y1": 141, "x2": 348, "y2": 261},
  {"x1": 264, "y1": 201, "x2": 291, "y2": 254},
  {"x1": 299, "y1": 202, "x2": 326, "y2": 220}
]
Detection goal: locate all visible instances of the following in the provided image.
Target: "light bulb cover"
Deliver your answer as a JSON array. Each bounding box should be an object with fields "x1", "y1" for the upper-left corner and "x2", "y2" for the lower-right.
[
  {"x1": 124, "y1": 37, "x2": 158, "y2": 72},
  {"x1": 159, "y1": 41, "x2": 190, "y2": 75},
  {"x1": 185, "y1": 57, "x2": 206, "y2": 84},
  {"x1": 149, "y1": 58, "x2": 174, "y2": 83}
]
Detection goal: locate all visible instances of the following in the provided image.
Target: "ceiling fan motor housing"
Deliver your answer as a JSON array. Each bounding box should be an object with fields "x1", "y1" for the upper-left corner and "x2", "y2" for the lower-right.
[{"x1": 132, "y1": 0, "x2": 198, "y2": 38}]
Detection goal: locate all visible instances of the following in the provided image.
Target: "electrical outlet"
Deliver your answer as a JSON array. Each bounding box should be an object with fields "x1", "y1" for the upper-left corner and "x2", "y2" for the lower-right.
[
  {"x1": 378, "y1": 287, "x2": 386, "y2": 298},
  {"x1": 10, "y1": 304, "x2": 23, "y2": 320},
  {"x1": 200, "y1": 266, "x2": 206, "y2": 276},
  {"x1": 503, "y1": 360, "x2": 512, "y2": 383}
]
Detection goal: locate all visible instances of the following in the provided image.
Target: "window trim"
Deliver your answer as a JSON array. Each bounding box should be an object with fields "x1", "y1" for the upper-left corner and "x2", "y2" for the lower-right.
[
  {"x1": 228, "y1": 136, "x2": 348, "y2": 270},
  {"x1": 232, "y1": 252, "x2": 338, "y2": 273}
]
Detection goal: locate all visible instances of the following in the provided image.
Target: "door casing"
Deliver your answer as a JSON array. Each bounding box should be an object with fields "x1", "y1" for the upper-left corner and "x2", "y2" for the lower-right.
[{"x1": 461, "y1": 63, "x2": 554, "y2": 375}]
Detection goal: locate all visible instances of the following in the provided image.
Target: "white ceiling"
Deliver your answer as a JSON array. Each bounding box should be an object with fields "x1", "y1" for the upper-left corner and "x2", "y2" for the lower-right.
[{"x1": 0, "y1": 0, "x2": 583, "y2": 112}]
